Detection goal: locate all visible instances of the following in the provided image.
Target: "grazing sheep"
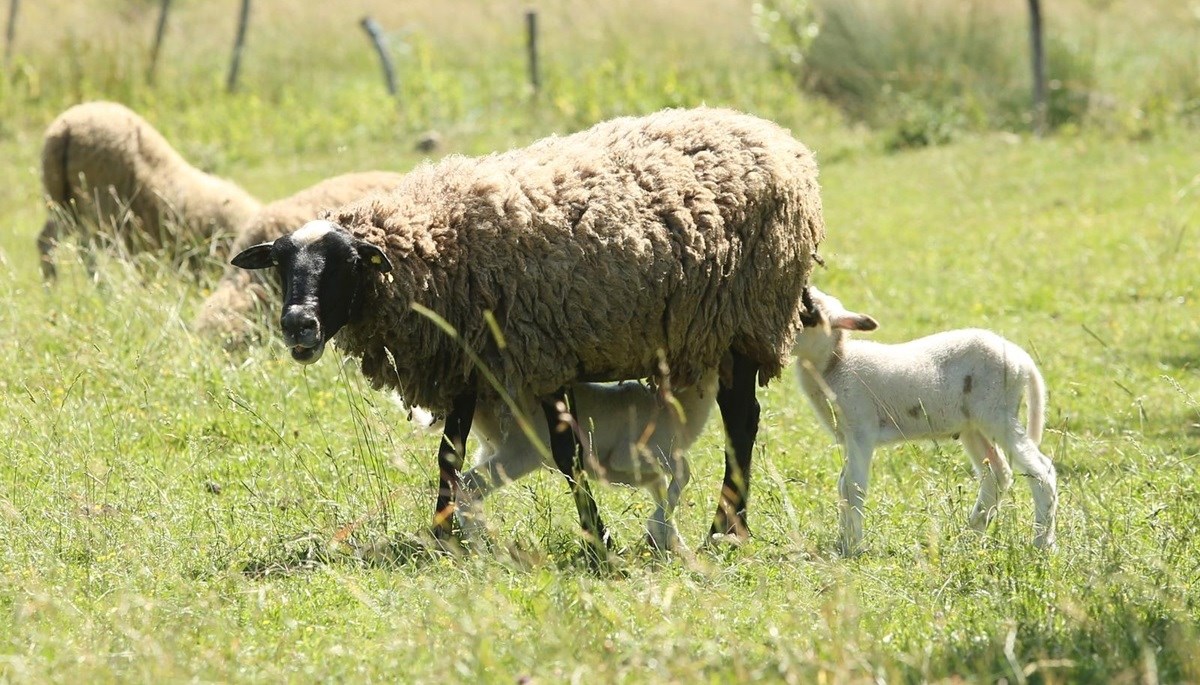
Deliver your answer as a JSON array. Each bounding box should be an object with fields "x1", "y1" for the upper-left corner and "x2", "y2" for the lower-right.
[
  {"x1": 449, "y1": 370, "x2": 718, "y2": 551},
  {"x1": 37, "y1": 101, "x2": 261, "y2": 281},
  {"x1": 192, "y1": 171, "x2": 404, "y2": 345},
  {"x1": 792, "y1": 286, "x2": 1057, "y2": 555},
  {"x1": 232, "y1": 107, "x2": 825, "y2": 556}
]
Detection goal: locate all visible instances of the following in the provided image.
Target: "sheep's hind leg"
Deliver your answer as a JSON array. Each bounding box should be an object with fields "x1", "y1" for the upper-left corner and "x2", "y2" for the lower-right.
[
  {"x1": 36, "y1": 219, "x2": 61, "y2": 282},
  {"x1": 1001, "y1": 421, "x2": 1058, "y2": 549},
  {"x1": 709, "y1": 350, "x2": 761, "y2": 544},
  {"x1": 543, "y1": 387, "x2": 610, "y2": 565},
  {"x1": 961, "y1": 430, "x2": 1013, "y2": 533},
  {"x1": 432, "y1": 388, "x2": 477, "y2": 542}
]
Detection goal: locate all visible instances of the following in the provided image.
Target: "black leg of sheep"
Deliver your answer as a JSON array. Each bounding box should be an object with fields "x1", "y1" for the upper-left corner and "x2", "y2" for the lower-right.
[
  {"x1": 710, "y1": 350, "x2": 761, "y2": 542},
  {"x1": 433, "y1": 388, "x2": 477, "y2": 540},
  {"x1": 542, "y1": 387, "x2": 610, "y2": 566}
]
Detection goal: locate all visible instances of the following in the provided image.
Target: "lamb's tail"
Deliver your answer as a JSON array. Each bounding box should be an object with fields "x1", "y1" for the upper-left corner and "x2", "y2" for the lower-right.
[{"x1": 1024, "y1": 355, "x2": 1047, "y2": 445}]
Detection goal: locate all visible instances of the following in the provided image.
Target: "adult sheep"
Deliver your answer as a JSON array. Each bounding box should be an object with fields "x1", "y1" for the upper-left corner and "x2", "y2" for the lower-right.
[
  {"x1": 232, "y1": 107, "x2": 825, "y2": 559},
  {"x1": 193, "y1": 171, "x2": 404, "y2": 346},
  {"x1": 37, "y1": 101, "x2": 261, "y2": 281}
]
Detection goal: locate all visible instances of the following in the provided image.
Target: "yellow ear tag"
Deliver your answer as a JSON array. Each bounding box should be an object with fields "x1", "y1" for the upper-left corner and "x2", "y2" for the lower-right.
[{"x1": 370, "y1": 255, "x2": 383, "y2": 265}]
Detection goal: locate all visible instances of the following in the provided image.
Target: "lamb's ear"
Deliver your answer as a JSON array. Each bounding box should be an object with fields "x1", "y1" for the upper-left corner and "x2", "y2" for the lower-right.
[
  {"x1": 231, "y1": 242, "x2": 274, "y2": 270},
  {"x1": 354, "y1": 240, "x2": 393, "y2": 273},
  {"x1": 830, "y1": 312, "x2": 879, "y2": 332}
]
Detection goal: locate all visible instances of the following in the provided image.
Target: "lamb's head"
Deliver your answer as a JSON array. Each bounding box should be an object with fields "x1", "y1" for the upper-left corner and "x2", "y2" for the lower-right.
[
  {"x1": 794, "y1": 286, "x2": 879, "y2": 367},
  {"x1": 230, "y1": 220, "x2": 392, "y2": 364}
]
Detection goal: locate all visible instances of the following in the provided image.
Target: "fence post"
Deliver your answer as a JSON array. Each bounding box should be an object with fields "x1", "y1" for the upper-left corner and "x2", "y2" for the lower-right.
[
  {"x1": 227, "y1": 0, "x2": 251, "y2": 93},
  {"x1": 360, "y1": 16, "x2": 397, "y2": 97},
  {"x1": 525, "y1": 10, "x2": 539, "y2": 94},
  {"x1": 4, "y1": 0, "x2": 18, "y2": 64},
  {"x1": 147, "y1": 0, "x2": 171, "y2": 85},
  {"x1": 1027, "y1": 0, "x2": 1046, "y2": 136}
]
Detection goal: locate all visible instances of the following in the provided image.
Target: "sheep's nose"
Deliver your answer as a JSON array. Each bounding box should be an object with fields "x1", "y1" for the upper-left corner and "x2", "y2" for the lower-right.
[{"x1": 281, "y1": 307, "x2": 320, "y2": 346}]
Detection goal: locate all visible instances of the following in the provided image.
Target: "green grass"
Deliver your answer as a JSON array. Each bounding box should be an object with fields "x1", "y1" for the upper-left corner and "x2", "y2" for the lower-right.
[{"x1": 2, "y1": 1, "x2": 1200, "y2": 682}]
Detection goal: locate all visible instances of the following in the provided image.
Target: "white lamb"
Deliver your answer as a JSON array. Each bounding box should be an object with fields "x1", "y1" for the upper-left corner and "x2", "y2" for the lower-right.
[
  {"x1": 414, "y1": 371, "x2": 718, "y2": 551},
  {"x1": 793, "y1": 287, "x2": 1057, "y2": 555}
]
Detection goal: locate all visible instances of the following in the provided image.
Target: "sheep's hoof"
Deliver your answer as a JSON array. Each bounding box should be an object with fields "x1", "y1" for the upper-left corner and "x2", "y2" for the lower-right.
[
  {"x1": 704, "y1": 531, "x2": 748, "y2": 549},
  {"x1": 645, "y1": 529, "x2": 680, "y2": 554},
  {"x1": 707, "y1": 510, "x2": 750, "y2": 546},
  {"x1": 1032, "y1": 532, "x2": 1057, "y2": 550},
  {"x1": 967, "y1": 510, "x2": 994, "y2": 533},
  {"x1": 428, "y1": 518, "x2": 467, "y2": 556}
]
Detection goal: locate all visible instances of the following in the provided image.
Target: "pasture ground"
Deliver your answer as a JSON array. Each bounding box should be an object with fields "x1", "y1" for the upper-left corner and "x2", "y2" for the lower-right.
[{"x1": 1, "y1": 1, "x2": 1198, "y2": 681}]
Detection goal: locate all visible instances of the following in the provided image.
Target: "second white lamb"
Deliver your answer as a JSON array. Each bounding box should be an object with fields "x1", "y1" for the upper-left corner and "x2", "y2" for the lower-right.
[{"x1": 793, "y1": 287, "x2": 1057, "y2": 555}]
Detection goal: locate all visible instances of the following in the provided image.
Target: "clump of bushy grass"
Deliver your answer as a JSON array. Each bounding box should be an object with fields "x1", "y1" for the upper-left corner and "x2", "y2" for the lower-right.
[{"x1": 756, "y1": 0, "x2": 1100, "y2": 148}]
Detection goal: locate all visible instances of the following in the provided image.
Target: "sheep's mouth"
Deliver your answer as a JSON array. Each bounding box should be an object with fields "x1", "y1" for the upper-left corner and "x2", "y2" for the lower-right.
[{"x1": 290, "y1": 339, "x2": 325, "y2": 364}]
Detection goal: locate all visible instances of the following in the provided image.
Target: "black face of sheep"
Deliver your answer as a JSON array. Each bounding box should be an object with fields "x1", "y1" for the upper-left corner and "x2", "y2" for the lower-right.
[{"x1": 230, "y1": 220, "x2": 392, "y2": 363}]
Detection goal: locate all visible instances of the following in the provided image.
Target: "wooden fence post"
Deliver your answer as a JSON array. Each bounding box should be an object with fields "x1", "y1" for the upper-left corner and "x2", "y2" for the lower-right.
[
  {"x1": 360, "y1": 16, "x2": 397, "y2": 96},
  {"x1": 1028, "y1": 0, "x2": 1046, "y2": 136},
  {"x1": 525, "y1": 10, "x2": 540, "y2": 93},
  {"x1": 4, "y1": 0, "x2": 19, "y2": 64},
  {"x1": 147, "y1": 0, "x2": 172, "y2": 84},
  {"x1": 227, "y1": 0, "x2": 251, "y2": 93}
]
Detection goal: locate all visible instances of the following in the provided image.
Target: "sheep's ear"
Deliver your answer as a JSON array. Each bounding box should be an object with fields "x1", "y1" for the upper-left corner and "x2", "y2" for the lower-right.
[
  {"x1": 830, "y1": 312, "x2": 879, "y2": 332},
  {"x1": 231, "y1": 242, "x2": 274, "y2": 270},
  {"x1": 355, "y1": 240, "x2": 393, "y2": 273}
]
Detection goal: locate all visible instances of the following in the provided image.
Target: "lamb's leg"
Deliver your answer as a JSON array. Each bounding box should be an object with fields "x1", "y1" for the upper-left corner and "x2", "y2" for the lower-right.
[
  {"x1": 456, "y1": 447, "x2": 544, "y2": 539},
  {"x1": 961, "y1": 429, "x2": 1013, "y2": 532},
  {"x1": 837, "y1": 433, "x2": 873, "y2": 556},
  {"x1": 542, "y1": 387, "x2": 609, "y2": 565},
  {"x1": 1000, "y1": 421, "x2": 1058, "y2": 549},
  {"x1": 646, "y1": 455, "x2": 690, "y2": 551},
  {"x1": 432, "y1": 388, "x2": 477, "y2": 540},
  {"x1": 710, "y1": 350, "x2": 761, "y2": 543}
]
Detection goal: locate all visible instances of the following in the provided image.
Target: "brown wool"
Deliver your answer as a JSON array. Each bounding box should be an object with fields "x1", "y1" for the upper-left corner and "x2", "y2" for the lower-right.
[
  {"x1": 325, "y1": 108, "x2": 826, "y2": 413},
  {"x1": 38, "y1": 101, "x2": 261, "y2": 274}
]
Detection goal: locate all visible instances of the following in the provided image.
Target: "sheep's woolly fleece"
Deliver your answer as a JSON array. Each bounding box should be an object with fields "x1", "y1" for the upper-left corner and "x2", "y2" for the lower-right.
[
  {"x1": 193, "y1": 171, "x2": 405, "y2": 342},
  {"x1": 38, "y1": 101, "x2": 260, "y2": 273},
  {"x1": 327, "y1": 107, "x2": 826, "y2": 413}
]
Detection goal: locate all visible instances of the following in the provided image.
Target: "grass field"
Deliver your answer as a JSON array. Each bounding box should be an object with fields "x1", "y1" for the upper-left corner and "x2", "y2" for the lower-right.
[{"x1": 1, "y1": 1, "x2": 1199, "y2": 682}]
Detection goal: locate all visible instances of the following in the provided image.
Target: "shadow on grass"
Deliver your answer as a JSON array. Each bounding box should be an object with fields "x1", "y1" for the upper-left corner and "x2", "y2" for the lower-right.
[
  {"x1": 238, "y1": 530, "x2": 468, "y2": 579},
  {"x1": 236, "y1": 529, "x2": 668, "y2": 579},
  {"x1": 235, "y1": 526, "x2": 779, "y2": 580},
  {"x1": 1153, "y1": 332, "x2": 1200, "y2": 370}
]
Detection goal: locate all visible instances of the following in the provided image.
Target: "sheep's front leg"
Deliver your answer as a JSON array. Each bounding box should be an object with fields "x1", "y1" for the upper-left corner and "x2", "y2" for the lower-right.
[
  {"x1": 542, "y1": 388, "x2": 610, "y2": 565},
  {"x1": 432, "y1": 388, "x2": 477, "y2": 539},
  {"x1": 837, "y1": 432, "x2": 874, "y2": 556},
  {"x1": 710, "y1": 350, "x2": 761, "y2": 543}
]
